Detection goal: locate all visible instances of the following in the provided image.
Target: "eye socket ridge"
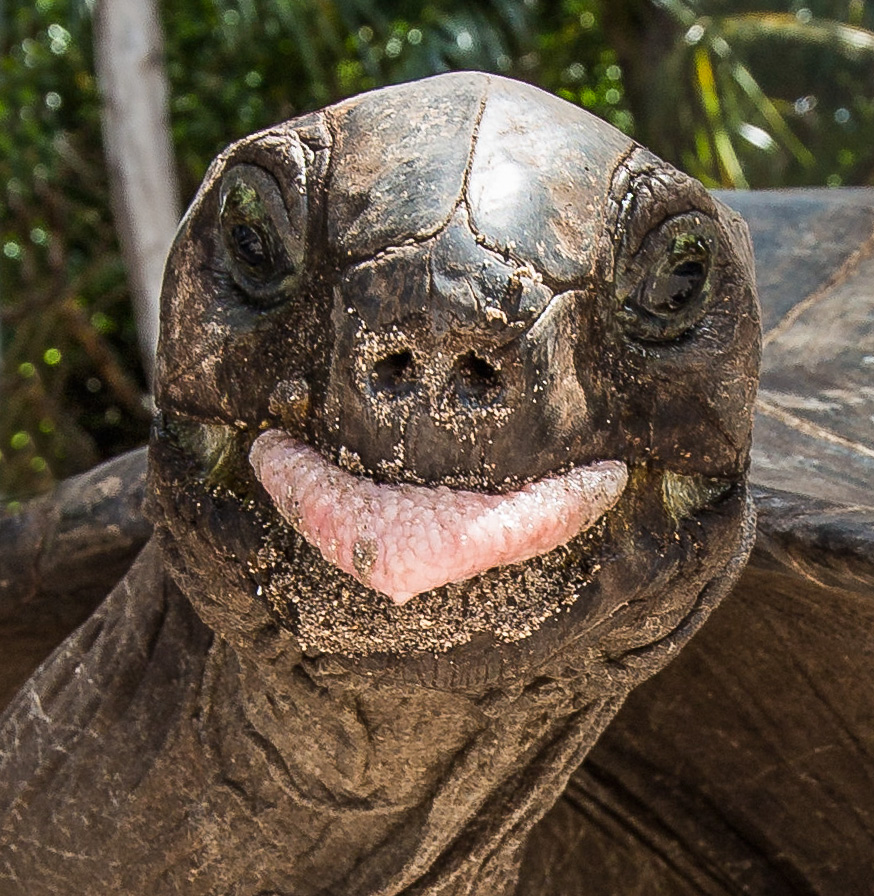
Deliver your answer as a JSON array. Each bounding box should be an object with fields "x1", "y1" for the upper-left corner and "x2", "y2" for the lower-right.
[{"x1": 617, "y1": 215, "x2": 718, "y2": 343}]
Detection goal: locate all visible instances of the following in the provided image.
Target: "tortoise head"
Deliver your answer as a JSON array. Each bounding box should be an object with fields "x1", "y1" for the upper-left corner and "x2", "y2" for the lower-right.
[{"x1": 147, "y1": 73, "x2": 760, "y2": 690}]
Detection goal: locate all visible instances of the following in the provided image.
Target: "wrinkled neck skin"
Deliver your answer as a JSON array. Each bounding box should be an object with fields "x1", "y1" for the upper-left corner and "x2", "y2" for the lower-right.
[
  {"x1": 144, "y1": 442, "x2": 756, "y2": 896},
  {"x1": 195, "y1": 628, "x2": 620, "y2": 896}
]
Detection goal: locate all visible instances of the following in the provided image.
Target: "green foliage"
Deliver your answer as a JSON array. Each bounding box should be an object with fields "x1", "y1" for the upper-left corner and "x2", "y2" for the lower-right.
[
  {"x1": 627, "y1": 0, "x2": 874, "y2": 186},
  {"x1": 1, "y1": 0, "x2": 149, "y2": 501},
  {"x1": 2, "y1": 0, "x2": 873, "y2": 503},
  {"x1": 159, "y1": 0, "x2": 632, "y2": 195}
]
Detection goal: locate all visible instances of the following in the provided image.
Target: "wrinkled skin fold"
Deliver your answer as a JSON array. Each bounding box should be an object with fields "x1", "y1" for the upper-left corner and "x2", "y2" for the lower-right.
[{"x1": 0, "y1": 72, "x2": 760, "y2": 894}]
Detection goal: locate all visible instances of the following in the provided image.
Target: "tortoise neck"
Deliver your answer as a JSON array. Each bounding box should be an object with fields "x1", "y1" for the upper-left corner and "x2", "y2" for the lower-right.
[{"x1": 200, "y1": 638, "x2": 620, "y2": 896}]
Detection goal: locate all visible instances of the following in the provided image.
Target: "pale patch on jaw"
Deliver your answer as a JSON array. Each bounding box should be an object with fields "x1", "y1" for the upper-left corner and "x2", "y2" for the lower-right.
[{"x1": 250, "y1": 430, "x2": 628, "y2": 605}]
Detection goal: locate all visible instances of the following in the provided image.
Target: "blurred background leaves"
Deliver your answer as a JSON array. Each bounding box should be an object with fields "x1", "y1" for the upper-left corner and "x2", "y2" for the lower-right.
[{"x1": 2, "y1": 0, "x2": 873, "y2": 504}]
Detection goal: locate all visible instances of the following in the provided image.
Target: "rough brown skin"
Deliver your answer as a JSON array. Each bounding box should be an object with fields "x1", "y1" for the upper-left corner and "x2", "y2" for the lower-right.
[
  {"x1": 526, "y1": 491, "x2": 874, "y2": 895},
  {"x1": 0, "y1": 73, "x2": 762, "y2": 894},
  {"x1": 520, "y1": 189, "x2": 874, "y2": 894}
]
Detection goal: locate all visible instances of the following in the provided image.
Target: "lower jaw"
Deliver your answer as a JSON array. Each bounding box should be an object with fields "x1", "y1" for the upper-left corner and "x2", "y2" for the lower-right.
[
  {"x1": 256, "y1": 477, "x2": 750, "y2": 667},
  {"x1": 148, "y1": 420, "x2": 750, "y2": 693},
  {"x1": 253, "y1": 503, "x2": 610, "y2": 657}
]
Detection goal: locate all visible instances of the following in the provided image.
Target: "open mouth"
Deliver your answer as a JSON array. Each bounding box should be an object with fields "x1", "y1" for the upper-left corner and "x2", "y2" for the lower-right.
[{"x1": 250, "y1": 430, "x2": 628, "y2": 605}]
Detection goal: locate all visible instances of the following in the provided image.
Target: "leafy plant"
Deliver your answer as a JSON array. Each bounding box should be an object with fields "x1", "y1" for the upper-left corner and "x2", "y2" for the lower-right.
[{"x1": 607, "y1": 0, "x2": 874, "y2": 186}]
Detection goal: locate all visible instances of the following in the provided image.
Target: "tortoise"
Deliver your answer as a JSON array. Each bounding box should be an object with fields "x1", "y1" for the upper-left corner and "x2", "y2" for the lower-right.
[{"x1": 0, "y1": 72, "x2": 872, "y2": 894}]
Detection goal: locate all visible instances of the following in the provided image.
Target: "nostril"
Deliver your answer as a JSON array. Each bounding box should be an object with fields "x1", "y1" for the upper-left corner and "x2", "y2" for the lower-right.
[
  {"x1": 372, "y1": 350, "x2": 416, "y2": 397},
  {"x1": 455, "y1": 352, "x2": 502, "y2": 408}
]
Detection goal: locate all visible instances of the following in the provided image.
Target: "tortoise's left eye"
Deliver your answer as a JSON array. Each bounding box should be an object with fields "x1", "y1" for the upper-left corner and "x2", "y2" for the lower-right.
[
  {"x1": 616, "y1": 215, "x2": 718, "y2": 342},
  {"x1": 219, "y1": 163, "x2": 306, "y2": 308}
]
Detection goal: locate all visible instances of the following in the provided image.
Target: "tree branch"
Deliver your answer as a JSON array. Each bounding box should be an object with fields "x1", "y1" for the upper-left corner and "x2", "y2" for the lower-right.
[{"x1": 93, "y1": 0, "x2": 180, "y2": 387}]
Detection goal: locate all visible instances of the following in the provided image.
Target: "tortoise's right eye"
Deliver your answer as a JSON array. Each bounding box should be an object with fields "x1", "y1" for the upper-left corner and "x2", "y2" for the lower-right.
[{"x1": 219, "y1": 162, "x2": 306, "y2": 309}]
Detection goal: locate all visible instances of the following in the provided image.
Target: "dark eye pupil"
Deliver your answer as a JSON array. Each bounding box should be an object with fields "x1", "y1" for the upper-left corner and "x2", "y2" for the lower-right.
[
  {"x1": 232, "y1": 224, "x2": 266, "y2": 266},
  {"x1": 665, "y1": 260, "x2": 706, "y2": 309}
]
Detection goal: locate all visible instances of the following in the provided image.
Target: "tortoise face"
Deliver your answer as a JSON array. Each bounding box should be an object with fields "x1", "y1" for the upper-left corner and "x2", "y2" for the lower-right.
[{"x1": 148, "y1": 73, "x2": 760, "y2": 683}]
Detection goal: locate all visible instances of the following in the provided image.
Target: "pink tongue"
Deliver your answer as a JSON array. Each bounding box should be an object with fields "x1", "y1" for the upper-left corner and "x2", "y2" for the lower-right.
[{"x1": 250, "y1": 431, "x2": 627, "y2": 606}]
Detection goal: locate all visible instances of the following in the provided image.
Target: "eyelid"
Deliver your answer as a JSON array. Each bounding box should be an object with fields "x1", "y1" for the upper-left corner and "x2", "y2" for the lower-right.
[
  {"x1": 609, "y1": 155, "x2": 720, "y2": 259},
  {"x1": 617, "y1": 212, "x2": 718, "y2": 285}
]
